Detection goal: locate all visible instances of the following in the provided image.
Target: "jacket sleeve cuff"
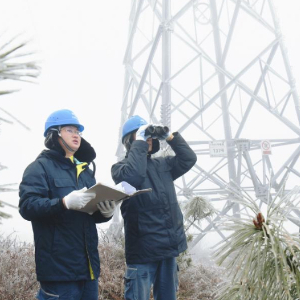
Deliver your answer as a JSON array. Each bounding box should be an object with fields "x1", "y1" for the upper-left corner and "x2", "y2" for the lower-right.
[
  {"x1": 167, "y1": 132, "x2": 179, "y2": 145},
  {"x1": 59, "y1": 198, "x2": 67, "y2": 210}
]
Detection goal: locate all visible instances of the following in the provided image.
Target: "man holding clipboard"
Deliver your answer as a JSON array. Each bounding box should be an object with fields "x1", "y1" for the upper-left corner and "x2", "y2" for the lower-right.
[{"x1": 19, "y1": 109, "x2": 115, "y2": 300}]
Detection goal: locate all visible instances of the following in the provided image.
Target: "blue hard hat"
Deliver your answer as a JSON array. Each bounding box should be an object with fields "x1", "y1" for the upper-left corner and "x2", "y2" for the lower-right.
[
  {"x1": 122, "y1": 115, "x2": 148, "y2": 143},
  {"x1": 44, "y1": 109, "x2": 84, "y2": 137}
]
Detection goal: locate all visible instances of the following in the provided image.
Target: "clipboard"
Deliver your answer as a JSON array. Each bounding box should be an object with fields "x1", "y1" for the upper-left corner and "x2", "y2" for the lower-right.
[{"x1": 79, "y1": 182, "x2": 152, "y2": 214}]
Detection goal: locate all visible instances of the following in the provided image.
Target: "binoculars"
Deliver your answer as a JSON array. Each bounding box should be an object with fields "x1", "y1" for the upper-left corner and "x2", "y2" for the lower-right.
[{"x1": 145, "y1": 125, "x2": 169, "y2": 139}]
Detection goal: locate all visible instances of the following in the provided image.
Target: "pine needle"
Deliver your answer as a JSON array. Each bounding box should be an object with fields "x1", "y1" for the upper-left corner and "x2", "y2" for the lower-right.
[{"x1": 184, "y1": 196, "x2": 217, "y2": 231}]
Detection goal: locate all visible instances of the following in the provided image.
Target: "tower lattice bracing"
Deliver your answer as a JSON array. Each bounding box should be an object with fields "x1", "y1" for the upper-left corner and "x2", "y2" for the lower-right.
[{"x1": 115, "y1": 0, "x2": 300, "y2": 249}]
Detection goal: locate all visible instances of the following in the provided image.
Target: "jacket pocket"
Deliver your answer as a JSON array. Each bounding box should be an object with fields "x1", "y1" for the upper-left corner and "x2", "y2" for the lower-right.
[
  {"x1": 157, "y1": 162, "x2": 172, "y2": 173},
  {"x1": 54, "y1": 178, "x2": 75, "y2": 188},
  {"x1": 50, "y1": 178, "x2": 76, "y2": 199},
  {"x1": 138, "y1": 208, "x2": 166, "y2": 236},
  {"x1": 157, "y1": 162, "x2": 173, "y2": 183}
]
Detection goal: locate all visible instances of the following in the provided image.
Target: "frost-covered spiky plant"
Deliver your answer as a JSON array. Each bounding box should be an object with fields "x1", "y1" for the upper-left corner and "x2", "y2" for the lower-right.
[
  {"x1": 0, "y1": 32, "x2": 40, "y2": 127},
  {"x1": 184, "y1": 195, "x2": 217, "y2": 231},
  {"x1": 0, "y1": 33, "x2": 40, "y2": 94},
  {"x1": 0, "y1": 32, "x2": 40, "y2": 221},
  {"x1": 213, "y1": 182, "x2": 300, "y2": 300}
]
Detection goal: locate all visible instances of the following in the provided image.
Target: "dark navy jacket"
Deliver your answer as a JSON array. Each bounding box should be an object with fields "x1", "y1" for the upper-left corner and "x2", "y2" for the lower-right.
[
  {"x1": 111, "y1": 132, "x2": 197, "y2": 264},
  {"x1": 19, "y1": 150, "x2": 110, "y2": 281}
]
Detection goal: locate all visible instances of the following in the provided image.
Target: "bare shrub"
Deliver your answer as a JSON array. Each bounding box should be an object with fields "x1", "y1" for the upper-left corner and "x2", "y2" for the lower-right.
[
  {"x1": 178, "y1": 263, "x2": 225, "y2": 300},
  {"x1": 0, "y1": 232, "x2": 225, "y2": 300},
  {"x1": 0, "y1": 234, "x2": 37, "y2": 300},
  {"x1": 98, "y1": 233, "x2": 126, "y2": 300}
]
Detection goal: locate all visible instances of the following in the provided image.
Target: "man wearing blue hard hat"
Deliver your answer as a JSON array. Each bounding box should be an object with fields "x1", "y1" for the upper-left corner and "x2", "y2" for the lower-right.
[
  {"x1": 19, "y1": 109, "x2": 116, "y2": 300},
  {"x1": 111, "y1": 115, "x2": 197, "y2": 300}
]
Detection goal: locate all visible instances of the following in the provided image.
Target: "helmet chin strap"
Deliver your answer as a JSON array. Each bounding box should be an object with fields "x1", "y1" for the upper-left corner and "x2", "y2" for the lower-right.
[{"x1": 58, "y1": 131, "x2": 76, "y2": 153}]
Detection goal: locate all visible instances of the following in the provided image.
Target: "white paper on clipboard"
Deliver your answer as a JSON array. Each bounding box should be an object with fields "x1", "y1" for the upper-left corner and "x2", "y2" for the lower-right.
[{"x1": 79, "y1": 181, "x2": 152, "y2": 214}]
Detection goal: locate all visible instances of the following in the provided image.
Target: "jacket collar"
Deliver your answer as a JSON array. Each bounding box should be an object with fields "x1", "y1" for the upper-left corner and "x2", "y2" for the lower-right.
[{"x1": 38, "y1": 150, "x2": 75, "y2": 169}]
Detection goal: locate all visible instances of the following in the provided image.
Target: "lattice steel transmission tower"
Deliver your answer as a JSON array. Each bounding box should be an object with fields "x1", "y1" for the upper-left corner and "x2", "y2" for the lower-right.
[{"x1": 114, "y1": 0, "x2": 300, "y2": 249}]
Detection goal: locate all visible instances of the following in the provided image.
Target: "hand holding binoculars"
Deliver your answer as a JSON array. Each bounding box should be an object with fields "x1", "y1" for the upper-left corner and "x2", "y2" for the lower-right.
[{"x1": 144, "y1": 125, "x2": 169, "y2": 139}]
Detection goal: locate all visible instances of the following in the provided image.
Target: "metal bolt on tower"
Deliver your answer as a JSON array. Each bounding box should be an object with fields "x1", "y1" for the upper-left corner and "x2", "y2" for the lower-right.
[{"x1": 114, "y1": 0, "x2": 300, "y2": 249}]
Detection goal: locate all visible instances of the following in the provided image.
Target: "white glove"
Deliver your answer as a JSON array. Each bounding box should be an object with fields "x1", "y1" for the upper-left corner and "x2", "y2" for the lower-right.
[
  {"x1": 63, "y1": 187, "x2": 96, "y2": 210},
  {"x1": 97, "y1": 200, "x2": 116, "y2": 218},
  {"x1": 136, "y1": 124, "x2": 151, "y2": 141}
]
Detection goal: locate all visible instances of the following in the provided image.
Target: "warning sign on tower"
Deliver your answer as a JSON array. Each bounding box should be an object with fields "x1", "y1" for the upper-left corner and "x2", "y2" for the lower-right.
[
  {"x1": 261, "y1": 140, "x2": 272, "y2": 155},
  {"x1": 209, "y1": 141, "x2": 227, "y2": 157}
]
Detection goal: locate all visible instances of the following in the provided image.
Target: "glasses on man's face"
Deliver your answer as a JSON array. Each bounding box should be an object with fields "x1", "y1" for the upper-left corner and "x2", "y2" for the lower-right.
[{"x1": 61, "y1": 127, "x2": 82, "y2": 137}]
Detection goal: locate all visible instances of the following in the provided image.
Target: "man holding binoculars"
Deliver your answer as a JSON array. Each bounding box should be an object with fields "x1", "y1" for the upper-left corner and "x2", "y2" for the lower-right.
[{"x1": 111, "y1": 115, "x2": 197, "y2": 300}]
